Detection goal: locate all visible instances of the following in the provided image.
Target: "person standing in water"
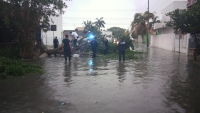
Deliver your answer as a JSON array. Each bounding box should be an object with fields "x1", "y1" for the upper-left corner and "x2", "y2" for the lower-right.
[
  {"x1": 117, "y1": 38, "x2": 127, "y2": 61},
  {"x1": 90, "y1": 37, "x2": 98, "y2": 58},
  {"x1": 62, "y1": 34, "x2": 72, "y2": 62},
  {"x1": 53, "y1": 37, "x2": 59, "y2": 49}
]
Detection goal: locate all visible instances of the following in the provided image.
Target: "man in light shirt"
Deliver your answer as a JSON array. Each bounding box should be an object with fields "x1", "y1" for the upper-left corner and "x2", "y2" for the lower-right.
[{"x1": 70, "y1": 31, "x2": 79, "y2": 47}]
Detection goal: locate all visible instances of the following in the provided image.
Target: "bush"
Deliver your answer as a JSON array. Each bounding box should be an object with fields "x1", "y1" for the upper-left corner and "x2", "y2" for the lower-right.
[
  {"x1": 99, "y1": 50, "x2": 140, "y2": 60},
  {"x1": 0, "y1": 47, "x2": 20, "y2": 59},
  {"x1": 0, "y1": 56, "x2": 43, "y2": 79}
]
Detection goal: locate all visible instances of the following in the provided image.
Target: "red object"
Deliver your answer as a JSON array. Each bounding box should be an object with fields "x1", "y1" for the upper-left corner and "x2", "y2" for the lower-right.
[{"x1": 187, "y1": 0, "x2": 197, "y2": 8}]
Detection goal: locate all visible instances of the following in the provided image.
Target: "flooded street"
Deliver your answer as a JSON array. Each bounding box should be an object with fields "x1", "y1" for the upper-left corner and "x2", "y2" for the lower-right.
[{"x1": 0, "y1": 45, "x2": 200, "y2": 113}]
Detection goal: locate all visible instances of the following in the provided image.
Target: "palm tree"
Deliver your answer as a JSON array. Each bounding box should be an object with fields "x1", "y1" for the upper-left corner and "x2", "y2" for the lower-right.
[
  {"x1": 83, "y1": 20, "x2": 93, "y2": 29},
  {"x1": 82, "y1": 20, "x2": 93, "y2": 34},
  {"x1": 94, "y1": 17, "x2": 106, "y2": 30},
  {"x1": 130, "y1": 11, "x2": 156, "y2": 40},
  {"x1": 149, "y1": 16, "x2": 160, "y2": 34}
]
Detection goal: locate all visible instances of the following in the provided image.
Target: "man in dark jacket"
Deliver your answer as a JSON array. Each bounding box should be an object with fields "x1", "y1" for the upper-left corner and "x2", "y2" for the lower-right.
[
  {"x1": 62, "y1": 34, "x2": 72, "y2": 62},
  {"x1": 117, "y1": 38, "x2": 127, "y2": 61},
  {"x1": 53, "y1": 37, "x2": 59, "y2": 49},
  {"x1": 90, "y1": 37, "x2": 98, "y2": 58}
]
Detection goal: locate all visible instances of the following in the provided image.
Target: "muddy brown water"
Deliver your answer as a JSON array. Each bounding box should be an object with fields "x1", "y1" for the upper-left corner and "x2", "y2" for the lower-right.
[{"x1": 0, "y1": 45, "x2": 200, "y2": 113}]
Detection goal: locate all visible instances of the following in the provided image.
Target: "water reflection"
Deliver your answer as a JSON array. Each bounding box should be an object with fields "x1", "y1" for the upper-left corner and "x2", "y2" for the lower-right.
[
  {"x1": 117, "y1": 62, "x2": 126, "y2": 82},
  {"x1": 87, "y1": 59, "x2": 99, "y2": 76},
  {"x1": 2, "y1": 45, "x2": 200, "y2": 113},
  {"x1": 64, "y1": 62, "x2": 72, "y2": 87}
]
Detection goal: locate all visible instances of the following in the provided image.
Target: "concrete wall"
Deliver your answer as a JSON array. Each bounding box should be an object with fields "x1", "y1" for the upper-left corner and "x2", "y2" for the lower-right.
[
  {"x1": 42, "y1": 15, "x2": 63, "y2": 46},
  {"x1": 174, "y1": 34, "x2": 189, "y2": 54},
  {"x1": 151, "y1": 33, "x2": 175, "y2": 51},
  {"x1": 151, "y1": 33, "x2": 190, "y2": 54},
  {"x1": 151, "y1": 1, "x2": 188, "y2": 54},
  {"x1": 161, "y1": 1, "x2": 187, "y2": 22}
]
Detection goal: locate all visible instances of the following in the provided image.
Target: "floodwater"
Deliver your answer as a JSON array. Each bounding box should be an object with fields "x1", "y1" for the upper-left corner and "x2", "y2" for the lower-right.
[{"x1": 0, "y1": 44, "x2": 200, "y2": 113}]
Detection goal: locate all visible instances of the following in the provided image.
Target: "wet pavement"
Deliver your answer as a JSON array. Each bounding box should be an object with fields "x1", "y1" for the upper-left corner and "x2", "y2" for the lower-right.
[{"x1": 0, "y1": 44, "x2": 200, "y2": 113}]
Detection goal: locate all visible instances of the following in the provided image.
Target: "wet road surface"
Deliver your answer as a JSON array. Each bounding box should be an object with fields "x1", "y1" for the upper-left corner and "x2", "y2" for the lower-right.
[{"x1": 0, "y1": 45, "x2": 200, "y2": 113}]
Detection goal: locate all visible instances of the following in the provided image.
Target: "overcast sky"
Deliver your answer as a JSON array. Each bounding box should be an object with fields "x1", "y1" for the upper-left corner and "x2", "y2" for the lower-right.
[{"x1": 63, "y1": 0, "x2": 187, "y2": 30}]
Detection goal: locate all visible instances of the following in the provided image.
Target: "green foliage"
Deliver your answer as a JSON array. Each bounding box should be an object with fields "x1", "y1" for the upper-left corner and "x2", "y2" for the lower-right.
[
  {"x1": 131, "y1": 11, "x2": 155, "y2": 29},
  {"x1": 0, "y1": 46, "x2": 21, "y2": 59},
  {"x1": 100, "y1": 50, "x2": 140, "y2": 60},
  {"x1": 96, "y1": 41, "x2": 118, "y2": 54},
  {"x1": 0, "y1": 0, "x2": 67, "y2": 58},
  {"x1": 82, "y1": 20, "x2": 93, "y2": 32},
  {"x1": 0, "y1": 56, "x2": 43, "y2": 79},
  {"x1": 166, "y1": 3, "x2": 200, "y2": 36},
  {"x1": 166, "y1": 4, "x2": 200, "y2": 60},
  {"x1": 93, "y1": 17, "x2": 106, "y2": 30},
  {"x1": 166, "y1": 9, "x2": 187, "y2": 34},
  {"x1": 149, "y1": 16, "x2": 160, "y2": 29},
  {"x1": 107, "y1": 27, "x2": 126, "y2": 39},
  {"x1": 130, "y1": 11, "x2": 159, "y2": 39}
]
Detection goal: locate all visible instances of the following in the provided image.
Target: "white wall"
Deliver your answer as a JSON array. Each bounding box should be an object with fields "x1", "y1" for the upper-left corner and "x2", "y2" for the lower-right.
[
  {"x1": 161, "y1": 1, "x2": 187, "y2": 22},
  {"x1": 151, "y1": 33, "x2": 175, "y2": 51},
  {"x1": 174, "y1": 34, "x2": 190, "y2": 54},
  {"x1": 138, "y1": 35, "x2": 143, "y2": 43},
  {"x1": 151, "y1": 1, "x2": 188, "y2": 54},
  {"x1": 42, "y1": 15, "x2": 63, "y2": 46}
]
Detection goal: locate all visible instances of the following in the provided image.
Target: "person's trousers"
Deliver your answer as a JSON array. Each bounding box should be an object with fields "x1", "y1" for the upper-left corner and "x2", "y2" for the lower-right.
[
  {"x1": 104, "y1": 45, "x2": 108, "y2": 54},
  {"x1": 54, "y1": 44, "x2": 58, "y2": 49},
  {"x1": 118, "y1": 50, "x2": 125, "y2": 61},
  {"x1": 53, "y1": 44, "x2": 58, "y2": 56},
  {"x1": 64, "y1": 49, "x2": 71, "y2": 61},
  {"x1": 92, "y1": 48, "x2": 97, "y2": 58},
  {"x1": 73, "y1": 39, "x2": 77, "y2": 47}
]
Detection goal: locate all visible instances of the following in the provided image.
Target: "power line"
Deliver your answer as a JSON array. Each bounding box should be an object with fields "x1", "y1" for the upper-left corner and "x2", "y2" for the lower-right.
[
  {"x1": 63, "y1": 18, "x2": 133, "y2": 21},
  {"x1": 65, "y1": 9, "x2": 136, "y2": 11},
  {"x1": 62, "y1": 17, "x2": 133, "y2": 19},
  {"x1": 63, "y1": 24, "x2": 131, "y2": 25}
]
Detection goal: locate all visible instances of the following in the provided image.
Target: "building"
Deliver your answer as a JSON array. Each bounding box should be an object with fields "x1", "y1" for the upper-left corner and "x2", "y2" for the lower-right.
[
  {"x1": 62, "y1": 27, "x2": 84, "y2": 41},
  {"x1": 187, "y1": 0, "x2": 197, "y2": 8},
  {"x1": 62, "y1": 30, "x2": 75, "y2": 41},
  {"x1": 150, "y1": 1, "x2": 190, "y2": 54},
  {"x1": 42, "y1": 15, "x2": 63, "y2": 46}
]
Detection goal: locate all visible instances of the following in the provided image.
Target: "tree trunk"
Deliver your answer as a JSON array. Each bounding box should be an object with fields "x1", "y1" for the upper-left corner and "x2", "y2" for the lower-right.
[
  {"x1": 20, "y1": 42, "x2": 34, "y2": 59},
  {"x1": 19, "y1": 33, "x2": 34, "y2": 59}
]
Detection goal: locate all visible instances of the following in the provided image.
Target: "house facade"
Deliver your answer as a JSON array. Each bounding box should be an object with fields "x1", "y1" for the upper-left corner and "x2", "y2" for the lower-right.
[
  {"x1": 42, "y1": 15, "x2": 63, "y2": 46},
  {"x1": 150, "y1": 1, "x2": 190, "y2": 54}
]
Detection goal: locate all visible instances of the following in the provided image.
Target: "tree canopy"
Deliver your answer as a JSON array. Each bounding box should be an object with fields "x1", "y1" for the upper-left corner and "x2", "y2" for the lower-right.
[
  {"x1": 130, "y1": 11, "x2": 158, "y2": 39},
  {"x1": 107, "y1": 27, "x2": 126, "y2": 39},
  {"x1": 0, "y1": 0, "x2": 67, "y2": 59},
  {"x1": 93, "y1": 17, "x2": 106, "y2": 30},
  {"x1": 166, "y1": 4, "x2": 200, "y2": 37},
  {"x1": 166, "y1": 2, "x2": 200, "y2": 60}
]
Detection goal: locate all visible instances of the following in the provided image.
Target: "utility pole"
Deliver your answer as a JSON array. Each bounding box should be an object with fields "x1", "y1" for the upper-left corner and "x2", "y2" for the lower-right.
[{"x1": 147, "y1": 0, "x2": 149, "y2": 48}]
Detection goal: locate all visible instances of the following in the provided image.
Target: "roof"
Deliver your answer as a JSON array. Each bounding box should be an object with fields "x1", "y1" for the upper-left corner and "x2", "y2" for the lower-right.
[{"x1": 76, "y1": 27, "x2": 84, "y2": 31}]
